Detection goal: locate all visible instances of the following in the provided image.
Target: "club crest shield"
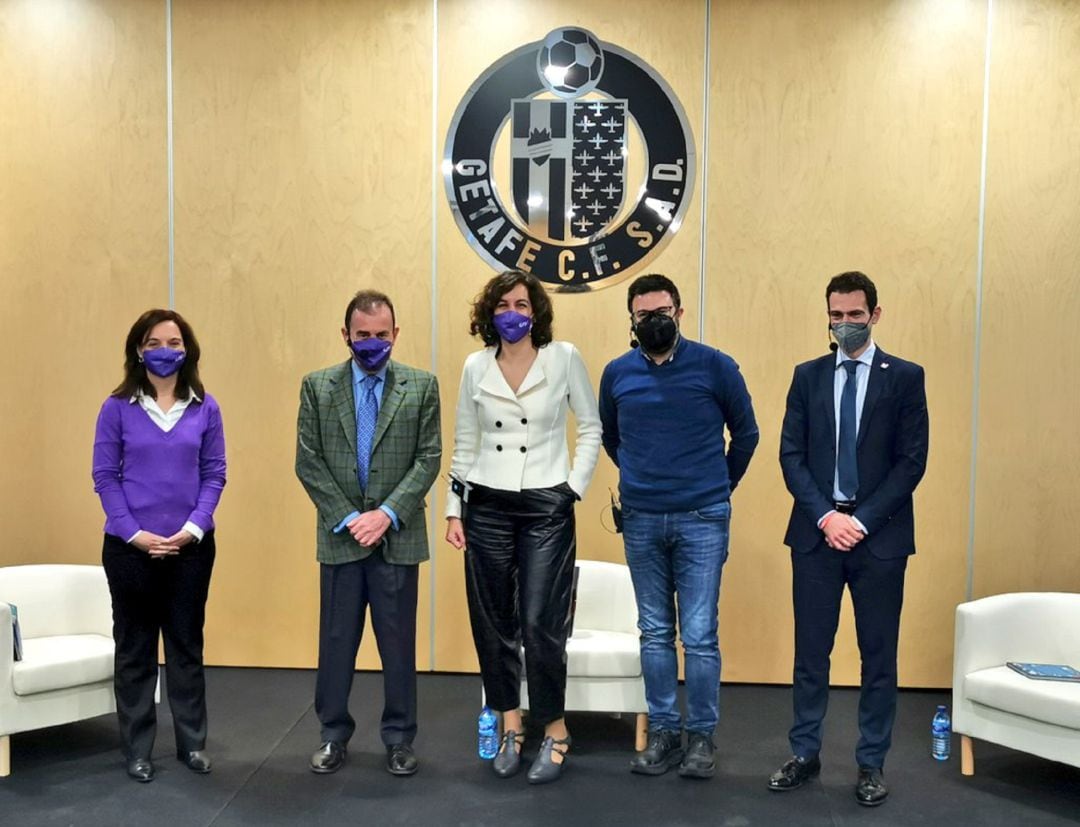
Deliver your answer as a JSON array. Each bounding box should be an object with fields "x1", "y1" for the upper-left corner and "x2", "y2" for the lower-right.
[{"x1": 445, "y1": 27, "x2": 695, "y2": 291}]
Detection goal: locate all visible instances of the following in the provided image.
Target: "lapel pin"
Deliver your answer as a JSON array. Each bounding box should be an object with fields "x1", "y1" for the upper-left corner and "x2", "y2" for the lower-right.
[{"x1": 880, "y1": 362, "x2": 890, "y2": 369}]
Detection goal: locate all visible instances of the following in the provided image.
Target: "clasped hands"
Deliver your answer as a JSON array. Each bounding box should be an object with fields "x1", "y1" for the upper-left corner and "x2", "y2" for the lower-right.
[
  {"x1": 131, "y1": 529, "x2": 195, "y2": 557},
  {"x1": 823, "y1": 513, "x2": 865, "y2": 552},
  {"x1": 346, "y1": 509, "x2": 391, "y2": 548}
]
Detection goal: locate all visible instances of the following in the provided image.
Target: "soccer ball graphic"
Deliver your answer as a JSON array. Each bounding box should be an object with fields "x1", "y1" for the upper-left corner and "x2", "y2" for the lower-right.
[{"x1": 537, "y1": 27, "x2": 604, "y2": 99}]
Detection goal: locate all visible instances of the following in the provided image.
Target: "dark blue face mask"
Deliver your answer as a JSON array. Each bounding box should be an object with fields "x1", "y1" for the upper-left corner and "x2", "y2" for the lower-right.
[
  {"x1": 350, "y1": 338, "x2": 393, "y2": 372},
  {"x1": 141, "y1": 347, "x2": 186, "y2": 377}
]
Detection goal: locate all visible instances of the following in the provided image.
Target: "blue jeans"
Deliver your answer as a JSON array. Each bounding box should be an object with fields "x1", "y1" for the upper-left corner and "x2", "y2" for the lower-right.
[{"x1": 621, "y1": 500, "x2": 731, "y2": 737}]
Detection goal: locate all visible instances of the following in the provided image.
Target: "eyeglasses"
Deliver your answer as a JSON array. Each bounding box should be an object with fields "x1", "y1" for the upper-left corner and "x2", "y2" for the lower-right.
[{"x1": 632, "y1": 306, "x2": 676, "y2": 324}]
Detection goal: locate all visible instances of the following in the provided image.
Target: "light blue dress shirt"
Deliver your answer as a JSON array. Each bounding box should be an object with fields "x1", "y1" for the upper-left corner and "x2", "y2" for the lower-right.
[
  {"x1": 333, "y1": 358, "x2": 399, "y2": 534},
  {"x1": 821, "y1": 341, "x2": 876, "y2": 534}
]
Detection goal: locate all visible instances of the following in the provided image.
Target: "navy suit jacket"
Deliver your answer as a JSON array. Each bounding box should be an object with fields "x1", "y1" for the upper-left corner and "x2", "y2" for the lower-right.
[{"x1": 779, "y1": 347, "x2": 928, "y2": 559}]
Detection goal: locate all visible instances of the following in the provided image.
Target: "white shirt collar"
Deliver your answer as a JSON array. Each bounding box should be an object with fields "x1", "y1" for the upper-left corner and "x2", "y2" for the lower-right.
[{"x1": 130, "y1": 389, "x2": 199, "y2": 433}]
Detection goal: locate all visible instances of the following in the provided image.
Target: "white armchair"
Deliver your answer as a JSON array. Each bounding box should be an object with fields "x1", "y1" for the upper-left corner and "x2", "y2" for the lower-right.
[
  {"x1": 520, "y1": 559, "x2": 648, "y2": 749},
  {"x1": 953, "y1": 592, "x2": 1080, "y2": 776},
  {"x1": 0, "y1": 565, "x2": 117, "y2": 777}
]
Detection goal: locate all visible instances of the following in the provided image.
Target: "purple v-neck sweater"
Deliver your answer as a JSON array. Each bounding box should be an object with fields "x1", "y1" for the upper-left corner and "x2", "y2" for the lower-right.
[{"x1": 92, "y1": 394, "x2": 227, "y2": 540}]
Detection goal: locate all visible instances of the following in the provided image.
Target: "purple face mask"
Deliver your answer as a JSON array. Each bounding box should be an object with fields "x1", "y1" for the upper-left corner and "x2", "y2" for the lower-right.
[
  {"x1": 141, "y1": 347, "x2": 186, "y2": 377},
  {"x1": 350, "y1": 338, "x2": 393, "y2": 372},
  {"x1": 492, "y1": 311, "x2": 533, "y2": 344}
]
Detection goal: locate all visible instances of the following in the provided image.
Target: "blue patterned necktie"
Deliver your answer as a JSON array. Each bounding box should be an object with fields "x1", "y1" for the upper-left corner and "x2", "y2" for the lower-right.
[
  {"x1": 837, "y1": 359, "x2": 860, "y2": 500},
  {"x1": 356, "y1": 374, "x2": 380, "y2": 490}
]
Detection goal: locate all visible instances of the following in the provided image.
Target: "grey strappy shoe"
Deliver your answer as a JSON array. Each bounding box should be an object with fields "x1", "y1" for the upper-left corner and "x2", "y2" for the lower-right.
[
  {"x1": 492, "y1": 730, "x2": 524, "y2": 778},
  {"x1": 526, "y1": 734, "x2": 572, "y2": 784}
]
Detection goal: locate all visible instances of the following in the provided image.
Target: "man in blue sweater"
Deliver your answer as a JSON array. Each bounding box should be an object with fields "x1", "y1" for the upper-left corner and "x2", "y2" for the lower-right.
[{"x1": 599, "y1": 274, "x2": 759, "y2": 779}]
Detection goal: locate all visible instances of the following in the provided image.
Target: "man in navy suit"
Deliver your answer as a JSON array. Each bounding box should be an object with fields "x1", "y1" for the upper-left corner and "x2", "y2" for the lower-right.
[{"x1": 768, "y1": 272, "x2": 928, "y2": 807}]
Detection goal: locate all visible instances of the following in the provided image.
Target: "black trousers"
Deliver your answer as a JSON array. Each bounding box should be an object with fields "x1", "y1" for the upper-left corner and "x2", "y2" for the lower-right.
[
  {"x1": 464, "y1": 484, "x2": 577, "y2": 727},
  {"x1": 102, "y1": 532, "x2": 216, "y2": 760},
  {"x1": 788, "y1": 541, "x2": 908, "y2": 769},
  {"x1": 315, "y1": 553, "x2": 418, "y2": 747}
]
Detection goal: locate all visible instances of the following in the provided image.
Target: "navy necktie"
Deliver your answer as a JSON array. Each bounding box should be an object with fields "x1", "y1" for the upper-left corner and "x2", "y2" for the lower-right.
[
  {"x1": 356, "y1": 374, "x2": 380, "y2": 490},
  {"x1": 838, "y1": 360, "x2": 859, "y2": 500}
]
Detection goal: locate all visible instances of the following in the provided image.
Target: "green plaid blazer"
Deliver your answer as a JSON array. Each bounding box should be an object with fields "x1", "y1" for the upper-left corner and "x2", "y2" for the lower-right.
[{"x1": 295, "y1": 359, "x2": 441, "y2": 565}]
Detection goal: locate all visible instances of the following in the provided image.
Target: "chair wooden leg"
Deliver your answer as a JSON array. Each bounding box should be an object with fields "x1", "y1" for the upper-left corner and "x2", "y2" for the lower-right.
[
  {"x1": 1, "y1": 734, "x2": 10, "y2": 777},
  {"x1": 634, "y1": 713, "x2": 648, "y2": 752},
  {"x1": 960, "y1": 734, "x2": 974, "y2": 776}
]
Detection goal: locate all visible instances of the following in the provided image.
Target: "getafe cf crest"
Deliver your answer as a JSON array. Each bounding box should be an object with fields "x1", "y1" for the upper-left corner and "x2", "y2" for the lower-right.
[{"x1": 444, "y1": 27, "x2": 695, "y2": 291}]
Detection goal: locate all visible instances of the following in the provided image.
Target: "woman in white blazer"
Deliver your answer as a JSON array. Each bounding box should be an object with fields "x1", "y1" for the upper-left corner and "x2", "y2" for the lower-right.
[{"x1": 446, "y1": 270, "x2": 601, "y2": 784}]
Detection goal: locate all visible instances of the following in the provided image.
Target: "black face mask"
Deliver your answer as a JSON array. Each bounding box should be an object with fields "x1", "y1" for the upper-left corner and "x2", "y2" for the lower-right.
[{"x1": 633, "y1": 312, "x2": 678, "y2": 355}]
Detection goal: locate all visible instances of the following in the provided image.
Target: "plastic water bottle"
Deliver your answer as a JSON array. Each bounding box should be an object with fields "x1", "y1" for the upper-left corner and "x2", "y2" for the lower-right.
[
  {"x1": 932, "y1": 704, "x2": 951, "y2": 760},
  {"x1": 478, "y1": 706, "x2": 498, "y2": 760}
]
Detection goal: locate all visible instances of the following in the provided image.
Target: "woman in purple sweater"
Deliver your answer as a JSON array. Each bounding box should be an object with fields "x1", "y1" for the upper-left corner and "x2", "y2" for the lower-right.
[{"x1": 92, "y1": 309, "x2": 226, "y2": 783}]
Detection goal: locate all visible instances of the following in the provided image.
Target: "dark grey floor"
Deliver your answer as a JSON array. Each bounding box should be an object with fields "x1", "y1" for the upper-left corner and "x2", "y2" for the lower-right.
[{"x1": 2, "y1": 668, "x2": 1078, "y2": 826}]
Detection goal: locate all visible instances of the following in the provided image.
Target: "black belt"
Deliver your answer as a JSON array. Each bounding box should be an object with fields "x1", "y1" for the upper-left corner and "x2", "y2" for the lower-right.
[{"x1": 834, "y1": 500, "x2": 857, "y2": 515}]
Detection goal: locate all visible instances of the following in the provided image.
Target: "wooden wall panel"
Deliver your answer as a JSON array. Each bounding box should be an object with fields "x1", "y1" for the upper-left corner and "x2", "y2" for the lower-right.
[
  {"x1": 706, "y1": 0, "x2": 985, "y2": 686},
  {"x1": 973, "y1": 0, "x2": 1080, "y2": 597},
  {"x1": 0, "y1": 1, "x2": 167, "y2": 566},
  {"x1": 433, "y1": 0, "x2": 708, "y2": 671},
  {"x1": 6, "y1": 0, "x2": 1078, "y2": 687},
  {"x1": 172, "y1": 0, "x2": 434, "y2": 668}
]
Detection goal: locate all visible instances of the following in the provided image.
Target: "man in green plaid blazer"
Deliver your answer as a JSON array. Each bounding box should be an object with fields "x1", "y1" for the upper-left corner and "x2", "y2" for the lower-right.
[{"x1": 295, "y1": 290, "x2": 441, "y2": 778}]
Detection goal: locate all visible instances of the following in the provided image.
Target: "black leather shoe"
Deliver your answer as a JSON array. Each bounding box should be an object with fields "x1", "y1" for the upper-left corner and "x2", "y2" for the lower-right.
[
  {"x1": 126, "y1": 757, "x2": 155, "y2": 783},
  {"x1": 855, "y1": 766, "x2": 888, "y2": 806},
  {"x1": 386, "y1": 743, "x2": 419, "y2": 776},
  {"x1": 678, "y1": 732, "x2": 716, "y2": 779},
  {"x1": 630, "y1": 730, "x2": 683, "y2": 776},
  {"x1": 526, "y1": 735, "x2": 571, "y2": 785},
  {"x1": 310, "y1": 741, "x2": 346, "y2": 774},
  {"x1": 177, "y1": 749, "x2": 212, "y2": 773},
  {"x1": 492, "y1": 730, "x2": 524, "y2": 778},
  {"x1": 767, "y1": 755, "x2": 821, "y2": 791}
]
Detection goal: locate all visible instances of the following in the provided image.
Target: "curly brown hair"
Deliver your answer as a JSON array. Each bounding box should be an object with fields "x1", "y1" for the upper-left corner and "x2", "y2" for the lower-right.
[{"x1": 469, "y1": 270, "x2": 554, "y2": 347}]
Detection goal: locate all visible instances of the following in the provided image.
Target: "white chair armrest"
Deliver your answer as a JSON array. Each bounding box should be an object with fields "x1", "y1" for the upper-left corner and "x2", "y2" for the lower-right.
[{"x1": 0, "y1": 602, "x2": 14, "y2": 704}]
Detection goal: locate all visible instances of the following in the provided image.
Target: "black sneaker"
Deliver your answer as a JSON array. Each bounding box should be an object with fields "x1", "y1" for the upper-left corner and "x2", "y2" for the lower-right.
[
  {"x1": 678, "y1": 732, "x2": 715, "y2": 779},
  {"x1": 630, "y1": 729, "x2": 684, "y2": 776}
]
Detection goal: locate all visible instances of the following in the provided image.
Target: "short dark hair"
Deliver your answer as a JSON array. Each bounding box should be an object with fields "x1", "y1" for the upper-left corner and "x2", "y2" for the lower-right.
[
  {"x1": 470, "y1": 270, "x2": 554, "y2": 348},
  {"x1": 111, "y1": 309, "x2": 204, "y2": 401},
  {"x1": 626, "y1": 273, "x2": 681, "y2": 314},
  {"x1": 826, "y1": 271, "x2": 878, "y2": 312},
  {"x1": 344, "y1": 289, "x2": 396, "y2": 330}
]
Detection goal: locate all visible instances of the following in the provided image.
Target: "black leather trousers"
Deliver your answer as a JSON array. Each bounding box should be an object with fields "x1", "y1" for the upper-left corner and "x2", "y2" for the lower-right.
[{"x1": 463, "y1": 483, "x2": 577, "y2": 726}]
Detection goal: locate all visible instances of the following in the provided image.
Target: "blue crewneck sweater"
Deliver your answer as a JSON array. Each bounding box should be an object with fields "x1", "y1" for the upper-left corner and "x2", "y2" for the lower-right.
[{"x1": 598, "y1": 337, "x2": 759, "y2": 512}]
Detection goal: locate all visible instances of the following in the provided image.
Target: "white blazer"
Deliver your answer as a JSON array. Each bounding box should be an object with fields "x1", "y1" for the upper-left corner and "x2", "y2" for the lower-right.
[{"x1": 446, "y1": 340, "x2": 601, "y2": 519}]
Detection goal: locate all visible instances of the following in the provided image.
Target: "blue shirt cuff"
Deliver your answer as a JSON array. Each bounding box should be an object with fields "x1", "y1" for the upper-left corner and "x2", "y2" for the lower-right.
[
  {"x1": 380, "y1": 505, "x2": 400, "y2": 531},
  {"x1": 334, "y1": 511, "x2": 361, "y2": 533}
]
